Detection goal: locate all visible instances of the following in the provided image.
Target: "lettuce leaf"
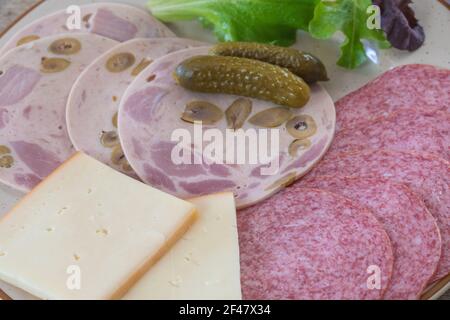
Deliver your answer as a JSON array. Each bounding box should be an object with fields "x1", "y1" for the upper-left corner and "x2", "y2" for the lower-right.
[
  {"x1": 148, "y1": 0, "x2": 319, "y2": 46},
  {"x1": 373, "y1": 0, "x2": 425, "y2": 51},
  {"x1": 309, "y1": 0, "x2": 389, "y2": 69},
  {"x1": 147, "y1": 0, "x2": 389, "y2": 69}
]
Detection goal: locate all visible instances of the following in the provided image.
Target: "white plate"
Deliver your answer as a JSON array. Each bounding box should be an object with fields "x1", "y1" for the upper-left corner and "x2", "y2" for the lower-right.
[{"x1": 0, "y1": 0, "x2": 449, "y2": 299}]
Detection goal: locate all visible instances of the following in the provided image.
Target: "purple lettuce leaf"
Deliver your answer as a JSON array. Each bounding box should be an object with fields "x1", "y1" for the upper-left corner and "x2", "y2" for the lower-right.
[{"x1": 373, "y1": 0, "x2": 425, "y2": 51}]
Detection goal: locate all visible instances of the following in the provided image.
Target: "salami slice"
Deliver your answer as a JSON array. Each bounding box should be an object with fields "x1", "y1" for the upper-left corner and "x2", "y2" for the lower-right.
[
  {"x1": 297, "y1": 176, "x2": 441, "y2": 299},
  {"x1": 335, "y1": 64, "x2": 450, "y2": 131},
  {"x1": 238, "y1": 188, "x2": 394, "y2": 300},
  {"x1": 0, "y1": 33, "x2": 118, "y2": 191},
  {"x1": 118, "y1": 47, "x2": 336, "y2": 208},
  {"x1": 0, "y1": 3, "x2": 174, "y2": 57},
  {"x1": 66, "y1": 38, "x2": 206, "y2": 176},
  {"x1": 329, "y1": 109, "x2": 450, "y2": 161},
  {"x1": 306, "y1": 149, "x2": 450, "y2": 282}
]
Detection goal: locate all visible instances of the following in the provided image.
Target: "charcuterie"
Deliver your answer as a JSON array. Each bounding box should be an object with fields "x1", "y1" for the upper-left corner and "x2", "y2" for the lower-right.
[
  {"x1": 66, "y1": 38, "x2": 205, "y2": 176},
  {"x1": 118, "y1": 47, "x2": 336, "y2": 208},
  {"x1": 0, "y1": 0, "x2": 448, "y2": 300},
  {"x1": 238, "y1": 188, "x2": 394, "y2": 300},
  {"x1": 297, "y1": 176, "x2": 442, "y2": 299},
  {"x1": 305, "y1": 149, "x2": 450, "y2": 283},
  {"x1": 335, "y1": 64, "x2": 450, "y2": 131},
  {"x1": 0, "y1": 33, "x2": 117, "y2": 191},
  {"x1": 0, "y1": 3, "x2": 174, "y2": 57},
  {"x1": 328, "y1": 109, "x2": 450, "y2": 161}
]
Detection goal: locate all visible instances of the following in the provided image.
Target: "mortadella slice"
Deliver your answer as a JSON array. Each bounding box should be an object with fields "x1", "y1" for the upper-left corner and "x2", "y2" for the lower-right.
[
  {"x1": 238, "y1": 188, "x2": 394, "y2": 300},
  {"x1": 297, "y1": 176, "x2": 442, "y2": 300},
  {"x1": 118, "y1": 47, "x2": 336, "y2": 208},
  {"x1": 0, "y1": 33, "x2": 118, "y2": 192},
  {"x1": 306, "y1": 149, "x2": 450, "y2": 283},
  {"x1": 66, "y1": 38, "x2": 206, "y2": 176},
  {"x1": 0, "y1": 3, "x2": 175, "y2": 57},
  {"x1": 335, "y1": 64, "x2": 450, "y2": 131}
]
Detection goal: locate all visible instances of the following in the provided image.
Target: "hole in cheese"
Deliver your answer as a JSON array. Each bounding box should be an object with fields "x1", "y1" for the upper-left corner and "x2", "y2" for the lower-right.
[
  {"x1": 96, "y1": 228, "x2": 109, "y2": 237},
  {"x1": 57, "y1": 207, "x2": 68, "y2": 215}
]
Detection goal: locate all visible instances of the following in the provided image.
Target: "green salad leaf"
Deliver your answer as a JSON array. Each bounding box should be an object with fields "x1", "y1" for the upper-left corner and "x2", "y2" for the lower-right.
[
  {"x1": 309, "y1": 0, "x2": 390, "y2": 68},
  {"x1": 148, "y1": 0, "x2": 319, "y2": 46},
  {"x1": 147, "y1": 0, "x2": 390, "y2": 69}
]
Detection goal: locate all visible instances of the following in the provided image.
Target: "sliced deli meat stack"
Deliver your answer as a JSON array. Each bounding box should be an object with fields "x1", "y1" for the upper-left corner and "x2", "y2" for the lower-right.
[
  {"x1": 118, "y1": 47, "x2": 336, "y2": 208},
  {"x1": 298, "y1": 176, "x2": 441, "y2": 299},
  {"x1": 329, "y1": 109, "x2": 450, "y2": 161},
  {"x1": 0, "y1": 33, "x2": 118, "y2": 192},
  {"x1": 335, "y1": 64, "x2": 450, "y2": 131},
  {"x1": 238, "y1": 188, "x2": 394, "y2": 300},
  {"x1": 66, "y1": 38, "x2": 206, "y2": 176},
  {"x1": 306, "y1": 149, "x2": 450, "y2": 282},
  {"x1": 0, "y1": 3, "x2": 174, "y2": 57}
]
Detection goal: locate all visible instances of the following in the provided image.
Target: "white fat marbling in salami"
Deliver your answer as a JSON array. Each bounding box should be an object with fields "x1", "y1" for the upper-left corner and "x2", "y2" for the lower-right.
[
  {"x1": 335, "y1": 64, "x2": 450, "y2": 131},
  {"x1": 0, "y1": 33, "x2": 118, "y2": 191},
  {"x1": 118, "y1": 47, "x2": 336, "y2": 208},
  {"x1": 298, "y1": 176, "x2": 441, "y2": 300},
  {"x1": 238, "y1": 188, "x2": 394, "y2": 300},
  {"x1": 329, "y1": 109, "x2": 450, "y2": 161},
  {"x1": 66, "y1": 38, "x2": 206, "y2": 177},
  {"x1": 0, "y1": 3, "x2": 174, "y2": 57},
  {"x1": 306, "y1": 149, "x2": 450, "y2": 283}
]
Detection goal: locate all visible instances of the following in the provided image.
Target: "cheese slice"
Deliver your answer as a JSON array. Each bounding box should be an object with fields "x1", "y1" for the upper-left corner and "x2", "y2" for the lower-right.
[
  {"x1": 124, "y1": 192, "x2": 242, "y2": 300},
  {"x1": 0, "y1": 193, "x2": 242, "y2": 300},
  {"x1": 0, "y1": 285, "x2": 12, "y2": 300},
  {"x1": 0, "y1": 152, "x2": 197, "y2": 300},
  {"x1": 0, "y1": 280, "x2": 35, "y2": 300}
]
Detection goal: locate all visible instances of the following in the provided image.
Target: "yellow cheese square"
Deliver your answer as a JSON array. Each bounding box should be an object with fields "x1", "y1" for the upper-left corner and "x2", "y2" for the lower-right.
[
  {"x1": 0, "y1": 152, "x2": 197, "y2": 300},
  {"x1": 0, "y1": 193, "x2": 242, "y2": 300},
  {"x1": 124, "y1": 192, "x2": 242, "y2": 300}
]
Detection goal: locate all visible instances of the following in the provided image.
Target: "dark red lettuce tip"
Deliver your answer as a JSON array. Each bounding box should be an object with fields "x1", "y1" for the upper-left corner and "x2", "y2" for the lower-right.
[{"x1": 373, "y1": 0, "x2": 425, "y2": 51}]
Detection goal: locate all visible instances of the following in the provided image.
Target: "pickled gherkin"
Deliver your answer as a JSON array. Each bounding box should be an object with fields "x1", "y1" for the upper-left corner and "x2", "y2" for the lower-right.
[
  {"x1": 174, "y1": 55, "x2": 310, "y2": 109},
  {"x1": 210, "y1": 42, "x2": 328, "y2": 84}
]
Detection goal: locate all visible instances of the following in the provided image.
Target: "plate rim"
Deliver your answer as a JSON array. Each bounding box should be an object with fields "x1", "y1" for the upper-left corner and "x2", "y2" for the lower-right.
[{"x1": 0, "y1": 0, "x2": 45, "y2": 39}]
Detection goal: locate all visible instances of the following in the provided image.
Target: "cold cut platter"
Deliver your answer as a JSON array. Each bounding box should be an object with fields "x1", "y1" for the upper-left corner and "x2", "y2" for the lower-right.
[{"x1": 0, "y1": 0, "x2": 448, "y2": 300}]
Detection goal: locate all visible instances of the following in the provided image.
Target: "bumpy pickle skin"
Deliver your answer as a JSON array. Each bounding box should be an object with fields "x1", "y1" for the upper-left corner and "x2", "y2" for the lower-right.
[
  {"x1": 210, "y1": 42, "x2": 328, "y2": 84},
  {"x1": 174, "y1": 55, "x2": 311, "y2": 109}
]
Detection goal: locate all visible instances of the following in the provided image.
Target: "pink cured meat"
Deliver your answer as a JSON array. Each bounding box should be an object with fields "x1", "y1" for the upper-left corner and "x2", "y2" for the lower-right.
[
  {"x1": 328, "y1": 109, "x2": 450, "y2": 161},
  {"x1": 0, "y1": 33, "x2": 118, "y2": 192},
  {"x1": 238, "y1": 188, "x2": 394, "y2": 300},
  {"x1": 66, "y1": 38, "x2": 206, "y2": 177},
  {"x1": 306, "y1": 149, "x2": 450, "y2": 282},
  {"x1": 0, "y1": 3, "x2": 174, "y2": 57},
  {"x1": 335, "y1": 64, "x2": 450, "y2": 131},
  {"x1": 297, "y1": 176, "x2": 441, "y2": 299},
  {"x1": 0, "y1": 66, "x2": 41, "y2": 106},
  {"x1": 118, "y1": 47, "x2": 336, "y2": 209}
]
